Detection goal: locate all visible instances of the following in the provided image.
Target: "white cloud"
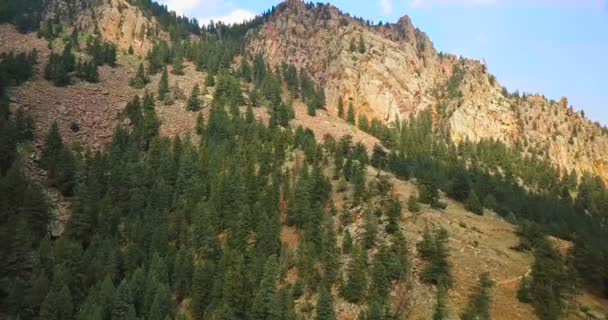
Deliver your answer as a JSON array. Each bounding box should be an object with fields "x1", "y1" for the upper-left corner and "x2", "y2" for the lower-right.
[
  {"x1": 199, "y1": 9, "x2": 257, "y2": 26},
  {"x1": 161, "y1": 0, "x2": 206, "y2": 16},
  {"x1": 380, "y1": 0, "x2": 394, "y2": 15}
]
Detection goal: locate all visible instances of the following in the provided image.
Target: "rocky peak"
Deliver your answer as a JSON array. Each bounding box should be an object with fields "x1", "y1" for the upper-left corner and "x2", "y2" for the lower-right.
[{"x1": 247, "y1": 1, "x2": 608, "y2": 182}]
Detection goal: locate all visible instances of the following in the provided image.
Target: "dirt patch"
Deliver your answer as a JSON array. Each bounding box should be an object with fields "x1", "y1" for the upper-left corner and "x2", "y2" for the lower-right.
[{"x1": 281, "y1": 225, "x2": 301, "y2": 251}]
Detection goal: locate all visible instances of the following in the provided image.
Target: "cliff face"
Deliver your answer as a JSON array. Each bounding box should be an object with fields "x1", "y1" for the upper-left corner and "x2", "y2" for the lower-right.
[
  {"x1": 43, "y1": 0, "x2": 166, "y2": 55},
  {"x1": 247, "y1": 0, "x2": 608, "y2": 180},
  {"x1": 247, "y1": 0, "x2": 448, "y2": 123}
]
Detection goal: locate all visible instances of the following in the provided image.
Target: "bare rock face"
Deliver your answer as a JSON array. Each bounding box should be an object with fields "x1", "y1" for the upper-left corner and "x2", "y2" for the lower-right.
[
  {"x1": 247, "y1": 1, "x2": 450, "y2": 123},
  {"x1": 247, "y1": 0, "x2": 608, "y2": 181},
  {"x1": 43, "y1": 0, "x2": 166, "y2": 55},
  {"x1": 446, "y1": 61, "x2": 520, "y2": 145}
]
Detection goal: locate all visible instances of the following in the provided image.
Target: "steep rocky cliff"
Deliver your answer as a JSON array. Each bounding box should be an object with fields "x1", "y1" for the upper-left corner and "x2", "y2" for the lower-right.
[
  {"x1": 246, "y1": 0, "x2": 608, "y2": 181},
  {"x1": 43, "y1": 0, "x2": 166, "y2": 55}
]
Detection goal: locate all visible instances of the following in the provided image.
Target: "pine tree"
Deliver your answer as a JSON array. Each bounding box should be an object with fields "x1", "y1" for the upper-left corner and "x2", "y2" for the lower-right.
[
  {"x1": 407, "y1": 194, "x2": 421, "y2": 213},
  {"x1": 111, "y1": 279, "x2": 136, "y2": 320},
  {"x1": 358, "y1": 34, "x2": 366, "y2": 54},
  {"x1": 321, "y1": 220, "x2": 340, "y2": 284},
  {"x1": 527, "y1": 239, "x2": 578, "y2": 320},
  {"x1": 316, "y1": 286, "x2": 335, "y2": 320},
  {"x1": 252, "y1": 255, "x2": 280, "y2": 320},
  {"x1": 148, "y1": 284, "x2": 171, "y2": 320},
  {"x1": 419, "y1": 228, "x2": 453, "y2": 288},
  {"x1": 130, "y1": 63, "x2": 148, "y2": 89},
  {"x1": 363, "y1": 212, "x2": 378, "y2": 249},
  {"x1": 386, "y1": 199, "x2": 401, "y2": 234},
  {"x1": 205, "y1": 72, "x2": 215, "y2": 87},
  {"x1": 172, "y1": 248, "x2": 193, "y2": 300},
  {"x1": 338, "y1": 97, "x2": 344, "y2": 118},
  {"x1": 241, "y1": 59, "x2": 252, "y2": 82},
  {"x1": 192, "y1": 261, "x2": 215, "y2": 320},
  {"x1": 40, "y1": 122, "x2": 63, "y2": 172},
  {"x1": 358, "y1": 114, "x2": 370, "y2": 132},
  {"x1": 450, "y1": 170, "x2": 470, "y2": 202},
  {"x1": 366, "y1": 300, "x2": 385, "y2": 320},
  {"x1": 342, "y1": 245, "x2": 367, "y2": 303},
  {"x1": 277, "y1": 288, "x2": 297, "y2": 320},
  {"x1": 158, "y1": 68, "x2": 170, "y2": 103},
  {"x1": 461, "y1": 272, "x2": 494, "y2": 320},
  {"x1": 187, "y1": 83, "x2": 201, "y2": 111},
  {"x1": 172, "y1": 51, "x2": 184, "y2": 75},
  {"x1": 307, "y1": 101, "x2": 317, "y2": 116},
  {"x1": 433, "y1": 287, "x2": 449, "y2": 320},
  {"x1": 347, "y1": 103, "x2": 356, "y2": 125},
  {"x1": 40, "y1": 285, "x2": 73, "y2": 320},
  {"x1": 465, "y1": 190, "x2": 483, "y2": 215}
]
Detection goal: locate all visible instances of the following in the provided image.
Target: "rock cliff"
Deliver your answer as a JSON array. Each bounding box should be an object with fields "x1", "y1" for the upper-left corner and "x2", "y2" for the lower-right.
[
  {"x1": 246, "y1": 0, "x2": 608, "y2": 180},
  {"x1": 43, "y1": 0, "x2": 166, "y2": 55}
]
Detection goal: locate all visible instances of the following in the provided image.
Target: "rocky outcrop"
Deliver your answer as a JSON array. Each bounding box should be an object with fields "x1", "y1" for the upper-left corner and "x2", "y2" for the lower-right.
[
  {"x1": 43, "y1": 0, "x2": 166, "y2": 55},
  {"x1": 247, "y1": 0, "x2": 608, "y2": 181},
  {"x1": 247, "y1": 1, "x2": 449, "y2": 123}
]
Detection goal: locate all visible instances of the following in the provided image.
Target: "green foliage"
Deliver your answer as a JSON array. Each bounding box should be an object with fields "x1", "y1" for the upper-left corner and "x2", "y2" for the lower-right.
[
  {"x1": 158, "y1": 68, "x2": 170, "y2": 102},
  {"x1": 464, "y1": 190, "x2": 483, "y2": 215},
  {"x1": 515, "y1": 221, "x2": 545, "y2": 252},
  {"x1": 45, "y1": 44, "x2": 76, "y2": 87},
  {"x1": 342, "y1": 245, "x2": 367, "y2": 303},
  {"x1": 41, "y1": 122, "x2": 76, "y2": 195},
  {"x1": 76, "y1": 59, "x2": 99, "y2": 83},
  {"x1": 86, "y1": 34, "x2": 117, "y2": 67},
  {"x1": 0, "y1": 50, "x2": 37, "y2": 86},
  {"x1": 300, "y1": 70, "x2": 325, "y2": 116},
  {"x1": 187, "y1": 83, "x2": 202, "y2": 111},
  {"x1": 337, "y1": 97, "x2": 344, "y2": 118},
  {"x1": 433, "y1": 286, "x2": 449, "y2": 320},
  {"x1": 522, "y1": 239, "x2": 579, "y2": 320},
  {"x1": 358, "y1": 34, "x2": 367, "y2": 54},
  {"x1": 385, "y1": 199, "x2": 401, "y2": 234},
  {"x1": 283, "y1": 63, "x2": 299, "y2": 96},
  {"x1": 418, "y1": 228, "x2": 453, "y2": 288},
  {"x1": 40, "y1": 285, "x2": 73, "y2": 320},
  {"x1": 363, "y1": 212, "x2": 378, "y2": 249},
  {"x1": 112, "y1": 280, "x2": 137, "y2": 320},
  {"x1": 252, "y1": 255, "x2": 280, "y2": 320},
  {"x1": 407, "y1": 195, "x2": 421, "y2": 213},
  {"x1": 0, "y1": 73, "x2": 50, "y2": 319},
  {"x1": 371, "y1": 144, "x2": 387, "y2": 169},
  {"x1": 316, "y1": 286, "x2": 336, "y2": 320},
  {"x1": 347, "y1": 103, "x2": 356, "y2": 125},
  {"x1": 447, "y1": 64, "x2": 464, "y2": 98},
  {"x1": 358, "y1": 114, "x2": 370, "y2": 132},
  {"x1": 130, "y1": 63, "x2": 149, "y2": 89},
  {"x1": 461, "y1": 272, "x2": 494, "y2": 320},
  {"x1": 172, "y1": 50, "x2": 184, "y2": 75}
]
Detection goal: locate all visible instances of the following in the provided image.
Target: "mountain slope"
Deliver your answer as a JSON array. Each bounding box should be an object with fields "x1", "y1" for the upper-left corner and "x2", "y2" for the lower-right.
[{"x1": 246, "y1": 0, "x2": 608, "y2": 181}]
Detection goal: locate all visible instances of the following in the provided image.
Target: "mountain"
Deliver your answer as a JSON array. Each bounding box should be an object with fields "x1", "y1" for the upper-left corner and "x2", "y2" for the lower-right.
[
  {"x1": 1, "y1": 0, "x2": 608, "y2": 320},
  {"x1": 247, "y1": 0, "x2": 608, "y2": 181}
]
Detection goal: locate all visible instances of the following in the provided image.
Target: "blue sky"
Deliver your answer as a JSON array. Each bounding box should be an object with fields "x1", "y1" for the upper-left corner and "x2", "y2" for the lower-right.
[{"x1": 159, "y1": 0, "x2": 608, "y2": 126}]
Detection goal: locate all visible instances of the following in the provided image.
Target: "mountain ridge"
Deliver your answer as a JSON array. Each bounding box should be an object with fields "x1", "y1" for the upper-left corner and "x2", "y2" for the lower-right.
[{"x1": 246, "y1": 0, "x2": 608, "y2": 182}]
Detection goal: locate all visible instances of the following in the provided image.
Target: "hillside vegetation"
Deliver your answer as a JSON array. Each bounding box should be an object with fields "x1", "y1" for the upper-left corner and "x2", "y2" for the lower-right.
[{"x1": 1, "y1": 1, "x2": 608, "y2": 320}]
